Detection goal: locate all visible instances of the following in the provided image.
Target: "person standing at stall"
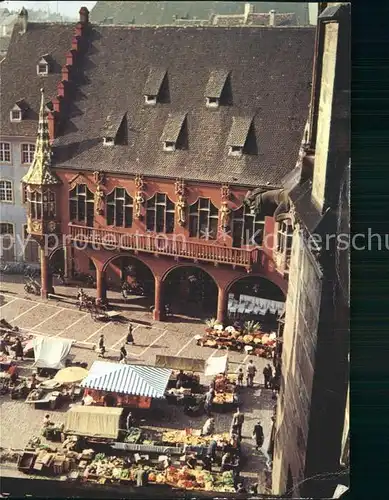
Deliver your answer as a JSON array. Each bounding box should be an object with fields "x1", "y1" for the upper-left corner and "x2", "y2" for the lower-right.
[
  {"x1": 13, "y1": 338, "x2": 24, "y2": 361},
  {"x1": 231, "y1": 408, "x2": 244, "y2": 440},
  {"x1": 202, "y1": 416, "x2": 215, "y2": 436},
  {"x1": 237, "y1": 368, "x2": 244, "y2": 386},
  {"x1": 263, "y1": 364, "x2": 272, "y2": 389},
  {"x1": 246, "y1": 359, "x2": 256, "y2": 387},
  {"x1": 204, "y1": 387, "x2": 214, "y2": 415}
]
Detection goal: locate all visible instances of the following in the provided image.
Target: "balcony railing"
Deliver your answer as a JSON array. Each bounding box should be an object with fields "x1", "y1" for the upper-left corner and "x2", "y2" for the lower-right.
[{"x1": 68, "y1": 224, "x2": 259, "y2": 268}]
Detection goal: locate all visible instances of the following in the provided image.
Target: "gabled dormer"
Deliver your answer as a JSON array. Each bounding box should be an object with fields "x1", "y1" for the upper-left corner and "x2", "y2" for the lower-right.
[
  {"x1": 102, "y1": 112, "x2": 127, "y2": 146},
  {"x1": 227, "y1": 116, "x2": 254, "y2": 157},
  {"x1": 205, "y1": 70, "x2": 230, "y2": 109},
  {"x1": 161, "y1": 113, "x2": 187, "y2": 152},
  {"x1": 144, "y1": 68, "x2": 167, "y2": 106},
  {"x1": 10, "y1": 100, "x2": 28, "y2": 122},
  {"x1": 37, "y1": 55, "x2": 50, "y2": 76}
]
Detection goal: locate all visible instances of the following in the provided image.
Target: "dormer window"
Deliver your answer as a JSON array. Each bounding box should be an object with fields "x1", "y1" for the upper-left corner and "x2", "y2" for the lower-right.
[
  {"x1": 227, "y1": 116, "x2": 255, "y2": 157},
  {"x1": 144, "y1": 94, "x2": 157, "y2": 106},
  {"x1": 10, "y1": 110, "x2": 22, "y2": 122},
  {"x1": 10, "y1": 100, "x2": 28, "y2": 122},
  {"x1": 37, "y1": 55, "x2": 50, "y2": 76},
  {"x1": 205, "y1": 70, "x2": 230, "y2": 109},
  {"x1": 229, "y1": 146, "x2": 243, "y2": 157},
  {"x1": 102, "y1": 112, "x2": 127, "y2": 146},
  {"x1": 37, "y1": 63, "x2": 48, "y2": 75},
  {"x1": 143, "y1": 68, "x2": 167, "y2": 106},
  {"x1": 163, "y1": 141, "x2": 176, "y2": 152},
  {"x1": 103, "y1": 137, "x2": 115, "y2": 146},
  {"x1": 206, "y1": 97, "x2": 219, "y2": 109},
  {"x1": 160, "y1": 113, "x2": 187, "y2": 152}
]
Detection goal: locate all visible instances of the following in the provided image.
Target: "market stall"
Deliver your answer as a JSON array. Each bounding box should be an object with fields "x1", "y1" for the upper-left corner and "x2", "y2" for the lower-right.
[
  {"x1": 80, "y1": 361, "x2": 172, "y2": 409},
  {"x1": 197, "y1": 323, "x2": 278, "y2": 359},
  {"x1": 155, "y1": 355, "x2": 204, "y2": 390},
  {"x1": 32, "y1": 337, "x2": 73, "y2": 373},
  {"x1": 65, "y1": 406, "x2": 124, "y2": 442}
]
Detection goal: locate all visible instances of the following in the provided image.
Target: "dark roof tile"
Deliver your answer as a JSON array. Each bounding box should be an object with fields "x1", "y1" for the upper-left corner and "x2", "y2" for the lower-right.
[
  {"x1": 51, "y1": 26, "x2": 315, "y2": 187},
  {"x1": 144, "y1": 68, "x2": 167, "y2": 96},
  {"x1": 160, "y1": 112, "x2": 187, "y2": 143},
  {"x1": 205, "y1": 70, "x2": 229, "y2": 98},
  {"x1": 0, "y1": 22, "x2": 74, "y2": 138}
]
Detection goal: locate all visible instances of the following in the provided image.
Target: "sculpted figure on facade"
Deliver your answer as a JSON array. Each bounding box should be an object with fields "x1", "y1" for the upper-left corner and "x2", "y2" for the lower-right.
[
  {"x1": 175, "y1": 179, "x2": 187, "y2": 226},
  {"x1": 93, "y1": 170, "x2": 106, "y2": 215},
  {"x1": 134, "y1": 174, "x2": 145, "y2": 220},
  {"x1": 220, "y1": 184, "x2": 231, "y2": 230}
]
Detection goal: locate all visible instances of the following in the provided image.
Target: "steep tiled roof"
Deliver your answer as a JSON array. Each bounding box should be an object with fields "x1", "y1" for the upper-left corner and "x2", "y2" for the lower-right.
[
  {"x1": 0, "y1": 22, "x2": 74, "y2": 138},
  {"x1": 90, "y1": 1, "x2": 309, "y2": 26},
  {"x1": 53, "y1": 26, "x2": 315, "y2": 187}
]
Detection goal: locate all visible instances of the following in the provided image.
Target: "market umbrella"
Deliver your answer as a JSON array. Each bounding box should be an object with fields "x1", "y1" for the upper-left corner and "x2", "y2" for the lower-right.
[{"x1": 54, "y1": 366, "x2": 89, "y2": 384}]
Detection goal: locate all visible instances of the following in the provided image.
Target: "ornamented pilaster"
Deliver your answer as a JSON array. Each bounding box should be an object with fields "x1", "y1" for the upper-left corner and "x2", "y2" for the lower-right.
[
  {"x1": 220, "y1": 184, "x2": 231, "y2": 230},
  {"x1": 93, "y1": 170, "x2": 106, "y2": 215},
  {"x1": 134, "y1": 174, "x2": 145, "y2": 220},
  {"x1": 174, "y1": 179, "x2": 187, "y2": 227}
]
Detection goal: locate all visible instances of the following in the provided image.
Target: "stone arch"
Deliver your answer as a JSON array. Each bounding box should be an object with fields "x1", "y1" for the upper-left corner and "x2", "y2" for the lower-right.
[
  {"x1": 161, "y1": 262, "x2": 220, "y2": 287},
  {"x1": 162, "y1": 263, "x2": 219, "y2": 319},
  {"x1": 101, "y1": 252, "x2": 156, "y2": 278},
  {"x1": 226, "y1": 273, "x2": 287, "y2": 299}
]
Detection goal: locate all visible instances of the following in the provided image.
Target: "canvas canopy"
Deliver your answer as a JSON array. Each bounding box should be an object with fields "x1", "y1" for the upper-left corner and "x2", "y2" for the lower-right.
[
  {"x1": 80, "y1": 361, "x2": 172, "y2": 399},
  {"x1": 204, "y1": 354, "x2": 228, "y2": 377},
  {"x1": 65, "y1": 406, "x2": 123, "y2": 440},
  {"x1": 33, "y1": 336, "x2": 72, "y2": 369},
  {"x1": 155, "y1": 355, "x2": 205, "y2": 373}
]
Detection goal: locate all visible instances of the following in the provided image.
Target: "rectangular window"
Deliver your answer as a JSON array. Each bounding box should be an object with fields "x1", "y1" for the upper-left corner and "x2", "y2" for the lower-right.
[
  {"x1": 21, "y1": 144, "x2": 36, "y2": 164},
  {"x1": 0, "y1": 143, "x2": 11, "y2": 163},
  {"x1": 0, "y1": 180, "x2": 13, "y2": 202},
  {"x1": 22, "y1": 184, "x2": 28, "y2": 204},
  {"x1": 11, "y1": 110, "x2": 21, "y2": 122}
]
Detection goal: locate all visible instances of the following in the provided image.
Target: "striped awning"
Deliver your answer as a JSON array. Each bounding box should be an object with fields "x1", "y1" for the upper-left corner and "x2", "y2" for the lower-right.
[{"x1": 80, "y1": 361, "x2": 172, "y2": 399}]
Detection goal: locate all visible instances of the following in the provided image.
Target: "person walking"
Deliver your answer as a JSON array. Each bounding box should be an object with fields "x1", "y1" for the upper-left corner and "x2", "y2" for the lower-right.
[
  {"x1": 97, "y1": 334, "x2": 106, "y2": 358},
  {"x1": 231, "y1": 408, "x2": 244, "y2": 440},
  {"x1": 253, "y1": 421, "x2": 264, "y2": 450},
  {"x1": 263, "y1": 364, "x2": 272, "y2": 389},
  {"x1": 246, "y1": 359, "x2": 257, "y2": 387},
  {"x1": 119, "y1": 344, "x2": 127, "y2": 363},
  {"x1": 126, "y1": 323, "x2": 135, "y2": 345},
  {"x1": 237, "y1": 368, "x2": 244, "y2": 386}
]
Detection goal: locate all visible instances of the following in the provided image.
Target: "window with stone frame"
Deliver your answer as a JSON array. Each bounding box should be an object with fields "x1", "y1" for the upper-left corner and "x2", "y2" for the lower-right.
[
  {"x1": 189, "y1": 198, "x2": 218, "y2": 240},
  {"x1": 0, "y1": 180, "x2": 13, "y2": 202},
  {"x1": 69, "y1": 184, "x2": 94, "y2": 226},
  {"x1": 21, "y1": 143, "x2": 36, "y2": 164},
  {"x1": 28, "y1": 190, "x2": 42, "y2": 219},
  {"x1": 0, "y1": 223, "x2": 14, "y2": 235},
  {"x1": 146, "y1": 193, "x2": 175, "y2": 233},
  {"x1": 0, "y1": 222, "x2": 15, "y2": 262},
  {"x1": 42, "y1": 189, "x2": 56, "y2": 218},
  {"x1": 0, "y1": 142, "x2": 11, "y2": 162},
  {"x1": 22, "y1": 183, "x2": 28, "y2": 204},
  {"x1": 106, "y1": 187, "x2": 133, "y2": 228},
  {"x1": 277, "y1": 220, "x2": 293, "y2": 254},
  {"x1": 231, "y1": 205, "x2": 265, "y2": 247}
]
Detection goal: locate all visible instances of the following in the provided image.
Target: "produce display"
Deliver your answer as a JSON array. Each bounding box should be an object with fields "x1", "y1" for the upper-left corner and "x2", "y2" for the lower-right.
[
  {"x1": 124, "y1": 427, "x2": 143, "y2": 444},
  {"x1": 84, "y1": 454, "x2": 131, "y2": 480},
  {"x1": 198, "y1": 324, "x2": 277, "y2": 358},
  {"x1": 162, "y1": 430, "x2": 229, "y2": 446},
  {"x1": 165, "y1": 466, "x2": 235, "y2": 492},
  {"x1": 213, "y1": 393, "x2": 234, "y2": 404}
]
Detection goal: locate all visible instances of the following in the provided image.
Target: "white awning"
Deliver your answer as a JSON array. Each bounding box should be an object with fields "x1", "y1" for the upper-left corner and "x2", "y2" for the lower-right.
[{"x1": 204, "y1": 354, "x2": 228, "y2": 377}]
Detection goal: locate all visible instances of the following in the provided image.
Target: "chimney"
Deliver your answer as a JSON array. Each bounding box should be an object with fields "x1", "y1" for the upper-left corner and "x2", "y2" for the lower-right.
[
  {"x1": 18, "y1": 7, "x2": 28, "y2": 34},
  {"x1": 79, "y1": 6, "x2": 89, "y2": 25},
  {"x1": 71, "y1": 36, "x2": 80, "y2": 51},
  {"x1": 244, "y1": 3, "x2": 254, "y2": 22},
  {"x1": 65, "y1": 51, "x2": 75, "y2": 66},
  {"x1": 269, "y1": 9, "x2": 276, "y2": 26},
  {"x1": 61, "y1": 65, "x2": 70, "y2": 82}
]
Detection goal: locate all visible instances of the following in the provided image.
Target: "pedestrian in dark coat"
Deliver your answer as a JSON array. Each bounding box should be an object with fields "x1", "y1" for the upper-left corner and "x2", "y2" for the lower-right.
[
  {"x1": 263, "y1": 364, "x2": 272, "y2": 389},
  {"x1": 253, "y1": 421, "x2": 264, "y2": 450},
  {"x1": 126, "y1": 323, "x2": 135, "y2": 344},
  {"x1": 231, "y1": 408, "x2": 244, "y2": 440},
  {"x1": 14, "y1": 339, "x2": 24, "y2": 360},
  {"x1": 119, "y1": 345, "x2": 127, "y2": 363}
]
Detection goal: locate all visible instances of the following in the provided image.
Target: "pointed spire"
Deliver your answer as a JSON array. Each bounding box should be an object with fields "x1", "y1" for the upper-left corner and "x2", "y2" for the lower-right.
[{"x1": 22, "y1": 88, "x2": 60, "y2": 186}]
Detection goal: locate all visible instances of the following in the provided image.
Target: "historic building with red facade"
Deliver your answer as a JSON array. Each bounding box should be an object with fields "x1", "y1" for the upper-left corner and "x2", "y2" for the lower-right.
[{"x1": 17, "y1": 8, "x2": 315, "y2": 322}]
